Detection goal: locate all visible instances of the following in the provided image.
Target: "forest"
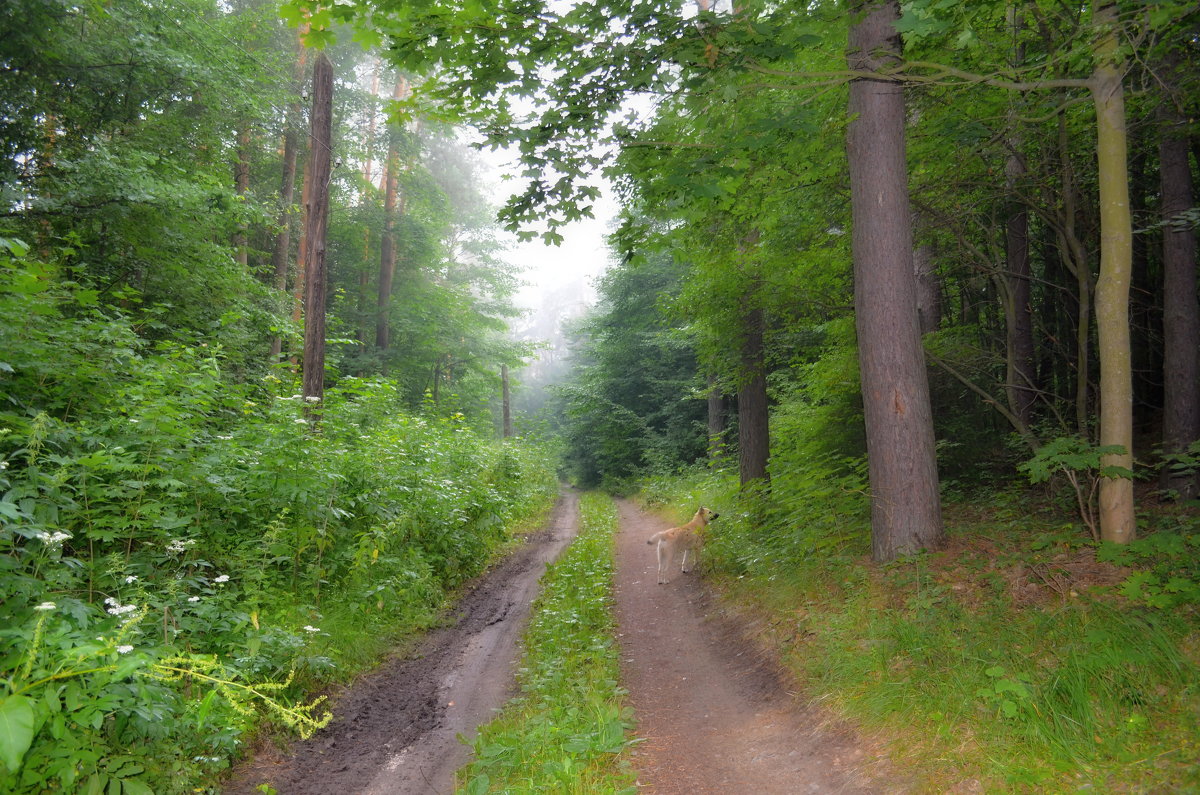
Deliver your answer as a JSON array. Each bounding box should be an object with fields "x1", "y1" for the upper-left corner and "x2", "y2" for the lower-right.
[{"x1": 2, "y1": 0, "x2": 1199, "y2": 792}]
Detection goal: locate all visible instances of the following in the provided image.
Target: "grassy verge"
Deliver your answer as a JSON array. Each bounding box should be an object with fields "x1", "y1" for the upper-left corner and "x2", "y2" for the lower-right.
[
  {"x1": 1, "y1": 374, "x2": 561, "y2": 794},
  {"x1": 457, "y1": 493, "x2": 637, "y2": 794},
  {"x1": 642, "y1": 468, "x2": 1200, "y2": 792}
]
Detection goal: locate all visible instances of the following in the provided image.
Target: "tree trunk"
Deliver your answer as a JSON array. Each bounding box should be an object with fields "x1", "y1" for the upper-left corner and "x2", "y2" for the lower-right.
[
  {"x1": 269, "y1": 41, "x2": 306, "y2": 361},
  {"x1": 1004, "y1": 176, "x2": 1036, "y2": 426},
  {"x1": 738, "y1": 303, "x2": 769, "y2": 486},
  {"x1": 302, "y1": 52, "x2": 334, "y2": 405},
  {"x1": 501, "y1": 364, "x2": 513, "y2": 438},
  {"x1": 234, "y1": 124, "x2": 251, "y2": 268},
  {"x1": 707, "y1": 374, "x2": 726, "y2": 459},
  {"x1": 376, "y1": 77, "x2": 406, "y2": 351},
  {"x1": 363, "y1": 58, "x2": 380, "y2": 186},
  {"x1": 847, "y1": 0, "x2": 943, "y2": 562},
  {"x1": 290, "y1": 155, "x2": 312, "y2": 367},
  {"x1": 913, "y1": 239, "x2": 939, "y2": 335},
  {"x1": 1090, "y1": 0, "x2": 1135, "y2": 543},
  {"x1": 1003, "y1": 8, "x2": 1036, "y2": 427},
  {"x1": 1157, "y1": 69, "x2": 1200, "y2": 499},
  {"x1": 1056, "y1": 111, "x2": 1093, "y2": 437}
]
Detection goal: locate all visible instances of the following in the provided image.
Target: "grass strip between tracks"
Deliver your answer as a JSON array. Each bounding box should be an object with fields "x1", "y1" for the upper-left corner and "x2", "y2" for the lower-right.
[{"x1": 456, "y1": 492, "x2": 637, "y2": 794}]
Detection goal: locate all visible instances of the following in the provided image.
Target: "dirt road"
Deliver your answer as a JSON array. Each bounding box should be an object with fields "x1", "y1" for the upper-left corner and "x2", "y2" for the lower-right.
[
  {"x1": 613, "y1": 499, "x2": 884, "y2": 794},
  {"x1": 223, "y1": 492, "x2": 580, "y2": 795},
  {"x1": 226, "y1": 494, "x2": 888, "y2": 793}
]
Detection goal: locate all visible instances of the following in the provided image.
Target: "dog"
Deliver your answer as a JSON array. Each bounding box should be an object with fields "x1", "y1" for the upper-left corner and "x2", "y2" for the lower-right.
[{"x1": 646, "y1": 506, "x2": 719, "y2": 584}]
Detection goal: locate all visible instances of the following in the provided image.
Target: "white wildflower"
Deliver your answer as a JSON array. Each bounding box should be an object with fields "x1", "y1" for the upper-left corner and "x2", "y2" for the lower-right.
[
  {"x1": 129, "y1": 418, "x2": 139, "y2": 423},
  {"x1": 105, "y1": 597, "x2": 137, "y2": 616},
  {"x1": 0, "y1": 460, "x2": 8, "y2": 470},
  {"x1": 187, "y1": 596, "x2": 201, "y2": 603},
  {"x1": 213, "y1": 574, "x2": 230, "y2": 584},
  {"x1": 124, "y1": 575, "x2": 138, "y2": 584},
  {"x1": 116, "y1": 645, "x2": 133, "y2": 654},
  {"x1": 34, "y1": 602, "x2": 56, "y2": 612},
  {"x1": 293, "y1": 418, "x2": 308, "y2": 425},
  {"x1": 304, "y1": 395, "x2": 320, "y2": 403},
  {"x1": 216, "y1": 434, "x2": 233, "y2": 441},
  {"x1": 302, "y1": 625, "x2": 320, "y2": 633}
]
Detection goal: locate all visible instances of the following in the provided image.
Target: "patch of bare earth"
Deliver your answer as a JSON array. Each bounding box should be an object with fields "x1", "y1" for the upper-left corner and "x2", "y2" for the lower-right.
[
  {"x1": 222, "y1": 492, "x2": 580, "y2": 795},
  {"x1": 613, "y1": 500, "x2": 897, "y2": 794}
]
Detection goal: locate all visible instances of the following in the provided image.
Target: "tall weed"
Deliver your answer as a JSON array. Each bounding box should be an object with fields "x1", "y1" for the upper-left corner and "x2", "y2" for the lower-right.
[{"x1": 0, "y1": 256, "x2": 558, "y2": 792}]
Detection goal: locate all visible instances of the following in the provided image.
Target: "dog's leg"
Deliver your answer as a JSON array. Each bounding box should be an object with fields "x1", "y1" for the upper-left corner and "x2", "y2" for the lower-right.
[
  {"x1": 680, "y1": 548, "x2": 691, "y2": 574},
  {"x1": 656, "y1": 541, "x2": 668, "y2": 584}
]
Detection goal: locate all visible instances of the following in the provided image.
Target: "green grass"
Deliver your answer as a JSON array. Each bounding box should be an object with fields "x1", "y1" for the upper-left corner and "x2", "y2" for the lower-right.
[
  {"x1": 456, "y1": 493, "x2": 637, "y2": 794},
  {"x1": 642, "y1": 469, "x2": 1200, "y2": 793}
]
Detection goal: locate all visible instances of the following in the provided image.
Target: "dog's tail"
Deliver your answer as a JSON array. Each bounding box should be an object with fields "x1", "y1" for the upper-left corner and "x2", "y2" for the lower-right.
[{"x1": 646, "y1": 530, "x2": 666, "y2": 545}]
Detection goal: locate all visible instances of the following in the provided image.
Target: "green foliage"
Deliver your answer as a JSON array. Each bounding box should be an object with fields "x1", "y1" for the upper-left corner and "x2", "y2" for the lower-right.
[
  {"x1": 1098, "y1": 522, "x2": 1200, "y2": 609},
  {"x1": 1019, "y1": 438, "x2": 1133, "y2": 541},
  {"x1": 556, "y1": 252, "x2": 707, "y2": 488},
  {"x1": 459, "y1": 493, "x2": 636, "y2": 794},
  {"x1": 0, "y1": 245, "x2": 557, "y2": 791}
]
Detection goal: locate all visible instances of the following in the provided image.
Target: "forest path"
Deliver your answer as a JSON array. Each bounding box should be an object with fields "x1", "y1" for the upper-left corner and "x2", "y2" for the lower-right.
[
  {"x1": 613, "y1": 499, "x2": 887, "y2": 794},
  {"x1": 223, "y1": 492, "x2": 581, "y2": 795}
]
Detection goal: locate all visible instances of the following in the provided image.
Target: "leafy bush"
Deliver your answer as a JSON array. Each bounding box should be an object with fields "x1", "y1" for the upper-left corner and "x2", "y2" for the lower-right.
[
  {"x1": 0, "y1": 252, "x2": 558, "y2": 792},
  {"x1": 1019, "y1": 437, "x2": 1134, "y2": 541}
]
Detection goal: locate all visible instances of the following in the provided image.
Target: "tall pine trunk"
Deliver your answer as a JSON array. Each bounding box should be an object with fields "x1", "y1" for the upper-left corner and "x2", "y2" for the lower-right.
[
  {"x1": 1003, "y1": 7, "x2": 1036, "y2": 427},
  {"x1": 269, "y1": 39, "x2": 306, "y2": 361},
  {"x1": 376, "y1": 77, "x2": 406, "y2": 352},
  {"x1": 847, "y1": 0, "x2": 942, "y2": 562},
  {"x1": 302, "y1": 52, "x2": 334, "y2": 405},
  {"x1": 501, "y1": 364, "x2": 513, "y2": 438},
  {"x1": 1090, "y1": 0, "x2": 1135, "y2": 543},
  {"x1": 1053, "y1": 111, "x2": 1094, "y2": 438},
  {"x1": 1157, "y1": 76, "x2": 1200, "y2": 499},
  {"x1": 707, "y1": 374, "x2": 726, "y2": 460},
  {"x1": 233, "y1": 124, "x2": 251, "y2": 268},
  {"x1": 738, "y1": 302, "x2": 769, "y2": 486}
]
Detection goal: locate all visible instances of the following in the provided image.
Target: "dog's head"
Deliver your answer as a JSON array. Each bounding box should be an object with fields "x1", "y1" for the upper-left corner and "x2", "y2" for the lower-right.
[{"x1": 695, "y1": 506, "x2": 719, "y2": 525}]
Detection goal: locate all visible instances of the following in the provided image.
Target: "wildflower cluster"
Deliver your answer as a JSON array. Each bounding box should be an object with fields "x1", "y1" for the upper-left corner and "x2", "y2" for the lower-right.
[
  {"x1": 165, "y1": 538, "x2": 198, "y2": 554},
  {"x1": 104, "y1": 597, "x2": 138, "y2": 617}
]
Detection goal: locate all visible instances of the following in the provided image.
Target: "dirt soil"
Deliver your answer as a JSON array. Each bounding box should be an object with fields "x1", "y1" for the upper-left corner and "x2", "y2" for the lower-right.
[
  {"x1": 614, "y1": 500, "x2": 890, "y2": 794},
  {"x1": 223, "y1": 492, "x2": 581, "y2": 795},
  {"x1": 224, "y1": 493, "x2": 893, "y2": 794}
]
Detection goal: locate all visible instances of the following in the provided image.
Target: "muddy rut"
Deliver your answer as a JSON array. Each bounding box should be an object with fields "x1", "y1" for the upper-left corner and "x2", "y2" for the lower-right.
[
  {"x1": 225, "y1": 494, "x2": 889, "y2": 793},
  {"x1": 223, "y1": 492, "x2": 580, "y2": 795}
]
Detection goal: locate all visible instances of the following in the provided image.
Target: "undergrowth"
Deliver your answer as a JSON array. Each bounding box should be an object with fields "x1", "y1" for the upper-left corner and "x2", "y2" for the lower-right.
[
  {"x1": 641, "y1": 466, "x2": 1200, "y2": 792},
  {"x1": 457, "y1": 493, "x2": 637, "y2": 794},
  {"x1": 0, "y1": 269, "x2": 559, "y2": 793}
]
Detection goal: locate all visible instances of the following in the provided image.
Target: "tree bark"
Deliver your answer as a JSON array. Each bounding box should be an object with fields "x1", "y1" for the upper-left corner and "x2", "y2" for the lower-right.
[
  {"x1": 847, "y1": 0, "x2": 943, "y2": 562},
  {"x1": 1157, "y1": 64, "x2": 1200, "y2": 499},
  {"x1": 1003, "y1": 7, "x2": 1036, "y2": 427},
  {"x1": 501, "y1": 364, "x2": 514, "y2": 437},
  {"x1": 707, "y1": 374, "x2": 726, "y2": 459},
  {"x1": 913, "y1": 239, "x2": 939, "y2": 335},
  {"x1": 1090, "y1": 0, "x2": 1135, "y2": 543},
  {"x1": 1055, "y1": 110, "x2": 1093, "y2": 437},
  {"x1": 302, "y1": 52, "x2": 334, "y2": 405},
  {"x1": 233, "y1": 124, "x2": 251, "y2": 268},
  {"x1": 269, "y1": 40, "x2": 306, "y2": 361},
  {"x1": 376, "y1": 77, "x2": 407, "y2": 351},
  {"x1": 738, "y1": 302, "x2": 769, "y2": 486}
]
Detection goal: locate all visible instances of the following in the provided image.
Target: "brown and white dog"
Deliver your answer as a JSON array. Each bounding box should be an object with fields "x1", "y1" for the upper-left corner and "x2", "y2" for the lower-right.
[{"x1": 646, "y1": 506, "x2": 719, "y2": 584}]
